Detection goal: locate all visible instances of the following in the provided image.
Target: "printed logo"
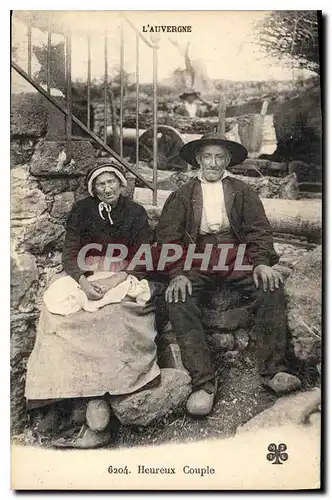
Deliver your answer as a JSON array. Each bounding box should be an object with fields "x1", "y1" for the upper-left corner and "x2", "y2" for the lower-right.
[{"x1": 266, "y1": 443, "x2": 288, "y2": 465}]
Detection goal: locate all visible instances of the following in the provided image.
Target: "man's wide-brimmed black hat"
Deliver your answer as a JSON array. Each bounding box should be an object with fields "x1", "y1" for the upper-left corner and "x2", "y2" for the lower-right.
[
  {"x1": 179, "y1": 88, "x2": 201, "y2": 100},
  {"x1": 179, "y1": 133, "x2": 248, "y2": 168}
]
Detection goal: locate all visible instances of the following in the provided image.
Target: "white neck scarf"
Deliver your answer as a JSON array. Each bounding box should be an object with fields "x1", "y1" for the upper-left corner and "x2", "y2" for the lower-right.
[
  {"x1": 98, "y1": 202, "x2": 114, "y2": 225},
  {"x1": 197, "y1": 170, "x2": 229, "y2": 234},
  {"x1": 184, "y1": 102, "x2": 198, "y2": 118}
]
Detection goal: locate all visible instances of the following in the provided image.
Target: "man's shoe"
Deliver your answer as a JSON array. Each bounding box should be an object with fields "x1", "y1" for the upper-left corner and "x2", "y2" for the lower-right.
[{"x1": 186, "y1": 381, "x2": 217, "y2": 416}]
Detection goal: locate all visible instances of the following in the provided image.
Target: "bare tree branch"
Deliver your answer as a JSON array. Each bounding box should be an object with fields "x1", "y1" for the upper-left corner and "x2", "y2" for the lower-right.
[{"x1": 255, "y1": 11, "x2": 319, "y2": 74}]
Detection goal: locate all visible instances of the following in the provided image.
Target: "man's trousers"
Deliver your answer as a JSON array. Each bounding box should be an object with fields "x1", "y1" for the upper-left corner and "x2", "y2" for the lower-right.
[{"x1": 165, "y1": 271, "x2": 295, "y2": 390}]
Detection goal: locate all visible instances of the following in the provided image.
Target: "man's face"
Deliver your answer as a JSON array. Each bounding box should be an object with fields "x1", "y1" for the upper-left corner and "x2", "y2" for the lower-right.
[
  {"x1": 185, "y1": 94, "x2": 197, "y2": 104},
  {"x1": 196, "y1": 144, "x2": 231, "y2": 182},
  {"x1": 94, "y1": 172, "x2": 121, "y2": 205}
]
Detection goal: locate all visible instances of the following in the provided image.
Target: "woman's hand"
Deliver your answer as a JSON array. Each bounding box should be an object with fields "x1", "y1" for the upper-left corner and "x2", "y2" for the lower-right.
[
  {"x1": 165, "y1": 275, "x2": 192, "y2": 303},
  {"x1": 253, "y1": 265, "x2": 283, "y2": 292},
  {"x1": 93, "y1": 272, "x2": 128, "y2": 294},
  {"x1": 79, "y1": 276, "x2": 105, "y2": 301}
]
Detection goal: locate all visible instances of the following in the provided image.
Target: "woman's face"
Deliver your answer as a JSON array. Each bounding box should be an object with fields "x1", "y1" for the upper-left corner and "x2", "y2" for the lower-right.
[{"x1": 94, "y1": 172, "x2": 122, "y2": 205}]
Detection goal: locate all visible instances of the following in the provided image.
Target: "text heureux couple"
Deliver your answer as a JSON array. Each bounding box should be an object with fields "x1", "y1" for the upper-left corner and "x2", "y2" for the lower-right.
[{"x1": 108, "y1": 465, "x2": 215, "y2": 477}]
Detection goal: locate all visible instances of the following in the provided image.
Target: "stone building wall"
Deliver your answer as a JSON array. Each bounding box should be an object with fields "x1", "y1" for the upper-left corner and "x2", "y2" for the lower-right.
[{"x1": 10, "y1": 93, "x2": 97, "y2": 432}]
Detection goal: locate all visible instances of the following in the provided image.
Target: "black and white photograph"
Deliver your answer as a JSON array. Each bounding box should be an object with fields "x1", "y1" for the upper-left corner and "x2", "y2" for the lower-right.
[{"x1": 10, "y1": 9, "x2": 322, "y2": 490}]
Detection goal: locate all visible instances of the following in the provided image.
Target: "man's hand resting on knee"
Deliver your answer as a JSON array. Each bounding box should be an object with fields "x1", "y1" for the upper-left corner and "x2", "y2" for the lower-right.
[
  {"x1": 165, "y1": 275, "x2": 192, "y2": 303},
  {"x1": 253, "y1": 265, "x2": 283, "y2": 292}
]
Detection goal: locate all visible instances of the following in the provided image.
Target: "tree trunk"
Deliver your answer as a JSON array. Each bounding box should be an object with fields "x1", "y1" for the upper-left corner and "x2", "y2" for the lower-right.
[{"x1": 262, "y1": 198, "x2": 321, "y2": 241}]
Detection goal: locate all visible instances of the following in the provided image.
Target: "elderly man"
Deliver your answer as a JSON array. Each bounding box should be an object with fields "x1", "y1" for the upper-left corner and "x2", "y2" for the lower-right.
[{"x1": 156, "y1": 133, "x2": 300, "y2": 417}]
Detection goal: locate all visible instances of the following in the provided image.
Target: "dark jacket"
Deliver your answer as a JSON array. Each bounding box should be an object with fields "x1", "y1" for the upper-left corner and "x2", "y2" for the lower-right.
[
  {"x1": 62, "y1": 195, "x2": 151, "y2": 282},
  {"x1": 156, "y1": 176, "x2": 279, "y2": 278}
]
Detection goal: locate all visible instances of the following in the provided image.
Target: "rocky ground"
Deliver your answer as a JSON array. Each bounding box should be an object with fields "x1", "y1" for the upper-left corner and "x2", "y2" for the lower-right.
[{"x1": 12, "y1": 328, "x2": 319, "y2": 451}]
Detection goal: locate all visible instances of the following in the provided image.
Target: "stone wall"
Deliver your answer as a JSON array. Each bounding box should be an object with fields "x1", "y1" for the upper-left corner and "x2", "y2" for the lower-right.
[{"x1": 11, "y1": 93, "x2": 98, "y2": 432}]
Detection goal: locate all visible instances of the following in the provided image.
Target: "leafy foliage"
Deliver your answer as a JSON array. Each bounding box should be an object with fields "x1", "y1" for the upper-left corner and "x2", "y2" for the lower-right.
[
  {"x1": 33, "y1": 42, "x2": 66, "y2": 92},
  {"x1": 255, "y1": 11, "x2": 320, "y2": 74}
]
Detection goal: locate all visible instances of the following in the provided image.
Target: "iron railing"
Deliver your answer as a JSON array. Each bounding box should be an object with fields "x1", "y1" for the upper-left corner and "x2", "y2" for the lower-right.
[{"x1": 11, "y1": 12, "x2": 159, "y2": 205}]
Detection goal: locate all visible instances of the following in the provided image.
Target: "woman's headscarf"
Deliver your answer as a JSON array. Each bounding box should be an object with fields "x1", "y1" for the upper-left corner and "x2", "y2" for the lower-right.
[
  {"x1": 86, "y1": 160, "x2": 127, "y2": 197},
  {"x1": 86, "y1": 160, "x2": 128, "y2": 225}
]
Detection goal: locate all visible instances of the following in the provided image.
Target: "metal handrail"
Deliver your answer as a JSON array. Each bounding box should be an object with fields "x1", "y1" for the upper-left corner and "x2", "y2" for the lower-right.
[
  {"x1": 121, "y1": 14, "x2": 159, "y2": 205},
  {"x1": 12, "y1": 12, "x2": 160, "y2": 204},
  {"x1": 121, "y1": 14, "x2": 159, "y2": 49},
  {"x1": 11, "y1": 60, "x2": 154, "y2": 190}
]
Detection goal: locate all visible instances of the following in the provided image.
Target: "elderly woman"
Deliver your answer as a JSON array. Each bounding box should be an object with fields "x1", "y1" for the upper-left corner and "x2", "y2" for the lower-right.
[{"x1": 25, "y1": 159, "x2": 161, "y2": 448}]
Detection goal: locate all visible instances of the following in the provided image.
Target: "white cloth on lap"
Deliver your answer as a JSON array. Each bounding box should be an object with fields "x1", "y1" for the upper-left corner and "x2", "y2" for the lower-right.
[
  {"x1": 43, "y1": 272, "x2": 151, "y2": 316},
  {"x1": 25, "y1": 272, "x2": 159, "y2": 400}
]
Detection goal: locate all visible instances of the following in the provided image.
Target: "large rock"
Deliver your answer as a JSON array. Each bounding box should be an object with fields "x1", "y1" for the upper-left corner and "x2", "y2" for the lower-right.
[
  {"x1": 40, "y1": 178, "x2": 79, "y2": 195},
  {"x1": 12, "y1": 216, "x2": 65, "y2": 254},
  {"x1": 51, "y1": 192, "x2": 75, "y2": 218},
  {"x1": 11, "y1": 93, "x2": 47, "y2": 138},
  {"x1": 230, "y1": 173, "x2": 299, "y2": 200},
  {"x1": 157, "y1": 172, "x2": 193, "y2": 190},
  {"x1": 271, "y1": 85, "x2": 321, "y2": 166},
  {"x1": 109, "y1": 368, "x2": 191, "y2": 426},
  {"x1": 203, "y1": 307, "x2": 253, "y2": 331},
  {"x1": 201, "y1": 287, "x2": 254, "y2": 333},
  {"x1": 11, "y1": 138, "x2": 38, "y2": 168},
  {"x1": 237, "y1": 388, "x2": 321, "y2": 434},
  {"x1": 208, "y1": 333, "x2": 235, "y2": 351},
  {"x1": 11, "y1": 166, "x2": 47, "y2": 219},
  {"x1": 18, "y1": 281, "x2": 41, "y2": 314},
  {"x1": 267, "y1": 372, "x2": 302, "y2": 394},
  {"x1": 30, "y1": 140, "x2": 95, "y2": 177},
  {"x1": 285, "y1": 246, "x2": 321, "y2": 364},
  {"x1": 308, "y1": 411, "x2": 321, "y2": 428},
  {"x1": 11, "y1": 252, "x2": 38, "y2": 308},
  {"x1": 204, "y1": 286, "x2": 250, "y2": 311},
  {"x1": 10, "y1": 315, "x2": 37, "y2": 360},
  {"x1": 234, "y1": 329, "x2": 250, "y2": 351}
]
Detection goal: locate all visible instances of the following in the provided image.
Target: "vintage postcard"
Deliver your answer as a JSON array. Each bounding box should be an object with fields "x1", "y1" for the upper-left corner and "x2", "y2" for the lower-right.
[{"x1": 10, "y1": 10, "x2": 322, "y2": 490}]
